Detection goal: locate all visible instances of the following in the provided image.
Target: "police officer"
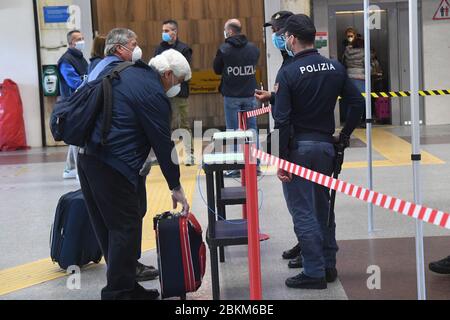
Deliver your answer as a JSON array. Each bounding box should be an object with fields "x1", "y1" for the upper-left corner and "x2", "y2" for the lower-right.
[
  {"x1": 213, "y1": 19, "x2": 261, "y2": 178},
  {"x1": 257, "y1": 10, "x2": 304, "y2": 269},
  {"x1": 78, "y1": 31, "x2": 192, "y2": 298},
  {"x1": 256, "y1": 11, "x2": 295, "y2": 107},
  {"x1": 273, "y1": 14, "x2": 364, "y2": 289}
]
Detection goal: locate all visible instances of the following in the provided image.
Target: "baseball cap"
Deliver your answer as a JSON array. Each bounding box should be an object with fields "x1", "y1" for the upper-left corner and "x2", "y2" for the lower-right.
[
  {"x1": 264, "y1": 11, "x2": 294, "y2": 32},
  {"x1": 282, "y1": 14, "x2": 316, "y2": 43}
]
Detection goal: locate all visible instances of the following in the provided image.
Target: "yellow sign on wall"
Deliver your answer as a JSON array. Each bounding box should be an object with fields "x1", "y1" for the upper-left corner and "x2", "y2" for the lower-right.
[{"x1": 190, "y1": 69, "x2": 262, "y2": 94}]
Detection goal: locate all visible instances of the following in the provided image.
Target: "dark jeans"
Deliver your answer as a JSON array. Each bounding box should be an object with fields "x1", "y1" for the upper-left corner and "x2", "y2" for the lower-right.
[
  {"x1": 282, "y1": 141, "x2": 339, "y2": 278},
  {"x1": 223, "y1": 96, "x2": 260, "y2": 165},
  {"x1": 78, "y1": 153, "x2": 147, "y2": 300}
]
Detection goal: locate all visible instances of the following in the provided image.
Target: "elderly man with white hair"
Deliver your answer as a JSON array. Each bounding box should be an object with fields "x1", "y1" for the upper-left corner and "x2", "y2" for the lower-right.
[{"x1": 77, "y1": 28, "x2": 192, "y2": 300}]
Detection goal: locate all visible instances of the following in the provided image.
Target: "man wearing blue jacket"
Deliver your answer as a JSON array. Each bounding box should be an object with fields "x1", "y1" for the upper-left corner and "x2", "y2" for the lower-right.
[
  {"x1": 58, "y1": 30, "x2": 88, "y2": 180},
  {"x1": 78, "y1": 29, "x2": 191, "y2": 300},
  {"x1": 273, "y1": 14, "x2": 364, "y2": 290}
]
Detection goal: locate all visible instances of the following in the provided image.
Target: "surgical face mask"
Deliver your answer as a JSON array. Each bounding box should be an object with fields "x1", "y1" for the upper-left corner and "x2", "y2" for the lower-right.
[
  {"x1": 347, "y1": 36, "x2": 355, "y2": 43},
  {"x1": 165, "y1": 75, "x2": 181, "y2": 98},
  {"x1": 166, "y1": 84, "x2": 181, "y2": 98},
  {"x1": 120, "y1": 45, "x2": 142, "y2": 62},
  {"x1": 272, "y1": 33, "x2": 286, "y2": 50},
  {"x1": 131, "y1": 46, "x2": 142, "y2": 62},
  {"x1": 74, "y1": 40, "x2": 85, "y2": 51},
  {"x1": 284, "y1": 36, "x2": 295, "y2": 57},
  {"x1": 224, "y1": 30, "x2": 228, "y2": 39},
  {"x1": 162, "y1": 32, "x2": 172, "y2": 42}
]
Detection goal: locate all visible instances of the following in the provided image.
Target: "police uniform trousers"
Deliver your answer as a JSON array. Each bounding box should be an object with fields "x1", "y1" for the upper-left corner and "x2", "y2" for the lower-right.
[
  {"x1": 282, "y1": 140, "x2": 339, "y2": 278},
  {"x1": 78, "y1": 153, "x2": 147, "y2": 300}
]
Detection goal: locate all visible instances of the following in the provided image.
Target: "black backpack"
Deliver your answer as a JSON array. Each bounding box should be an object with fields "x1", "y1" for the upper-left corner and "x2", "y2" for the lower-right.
[{"x1": 50, "y1": 61, "x2": 134, "y2": 147}]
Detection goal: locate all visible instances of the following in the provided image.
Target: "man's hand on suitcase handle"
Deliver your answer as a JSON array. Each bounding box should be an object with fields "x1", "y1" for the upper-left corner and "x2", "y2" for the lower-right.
[{"x1": 171, "y1": 186, "x2": 190, "y2": 216}]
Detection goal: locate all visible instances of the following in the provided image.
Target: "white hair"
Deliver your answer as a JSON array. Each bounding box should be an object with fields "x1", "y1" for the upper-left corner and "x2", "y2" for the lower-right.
[{"x1": 149, "y1": 49, "x2": 192, "y2": 81}]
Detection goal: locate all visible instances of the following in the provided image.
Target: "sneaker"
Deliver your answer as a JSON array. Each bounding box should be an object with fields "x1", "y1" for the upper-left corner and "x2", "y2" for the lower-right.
[
  {"x1": 429, "y1": 256, "x2": 450, "y2": 275},
  {"x1": 185, "y1": 154, "x2": 196, "y2": 167},
  {"x1": 224, "y1": 170, "x2": 241, "y2": 179},
  {"x1": 285, "y1": 273, "x2": 327, "y2": 290},
  {"x1": 326, "y1": 268, "x2": 338, "y2": 283},
  {"x1": 282, "y1": 243, "x2": 301, "y2": 260},
  {"x1": 136, "y1": 262, "x2": 159, "y2": 282},
  {"x1": 63, "y1": 169, "x2": 77, "y2": 180},
  {"x1": 288, "y1": 255, "x2": 303, "y2": 269}
]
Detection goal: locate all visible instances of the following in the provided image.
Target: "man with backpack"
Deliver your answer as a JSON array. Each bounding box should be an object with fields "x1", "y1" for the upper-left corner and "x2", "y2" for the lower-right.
[{"x1": 75, "y1": 29, "x2": 191, "y2": 300}]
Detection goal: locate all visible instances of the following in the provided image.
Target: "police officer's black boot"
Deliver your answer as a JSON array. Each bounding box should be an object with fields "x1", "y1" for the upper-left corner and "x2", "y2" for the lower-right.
[
  {"x1": 429, "y1": 256, "x2": 450, "y2": 274},
  {"x1": 285, "y1": 273, "x2": 327, "y2": 290},
  {"x1": 326, "y1": 268, "x2": 338, "y2": 283},
  {"x1": 288, "y1": 255, "x2": 303, "y2": 269},
  {"x1": 136, "y1": 262, "x2": 159, "y2": 282},
  {"x1": 282, "y1": 243, "x2": 301, "y2": 260}
]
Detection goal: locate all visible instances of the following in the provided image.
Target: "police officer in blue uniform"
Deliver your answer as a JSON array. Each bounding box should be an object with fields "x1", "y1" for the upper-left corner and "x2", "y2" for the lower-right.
[
  {"x1": 273, "y1": 14, "x2": 364, "y2": 289},
  {"x1": 257, "y1": 11, "x2": 305, "y2": 268}
]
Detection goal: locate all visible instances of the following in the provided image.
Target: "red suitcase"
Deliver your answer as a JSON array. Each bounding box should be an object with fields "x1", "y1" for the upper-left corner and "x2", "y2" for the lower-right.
[{"x1": 153, "y1": 212, "x2": 206, "y2": 299}]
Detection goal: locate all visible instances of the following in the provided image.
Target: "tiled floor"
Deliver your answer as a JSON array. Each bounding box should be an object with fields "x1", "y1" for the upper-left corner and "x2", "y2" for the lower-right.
[{"x1": 1, "y1": 126, "x2": 450, "y2": 300}]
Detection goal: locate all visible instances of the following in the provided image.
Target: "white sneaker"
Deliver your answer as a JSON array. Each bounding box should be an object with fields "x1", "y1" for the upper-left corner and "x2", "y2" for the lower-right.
[{"x1": 63, "y1": 169, "x2": 77, "y2": 180}]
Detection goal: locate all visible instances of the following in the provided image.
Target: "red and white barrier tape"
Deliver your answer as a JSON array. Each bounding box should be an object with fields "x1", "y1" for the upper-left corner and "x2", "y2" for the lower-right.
[
  {"x1": 246, "y1": 106, "x2": 272, "y2": 118},
  {"x1": 252, "y1": 147, "x2": 450, "y2": 230}
]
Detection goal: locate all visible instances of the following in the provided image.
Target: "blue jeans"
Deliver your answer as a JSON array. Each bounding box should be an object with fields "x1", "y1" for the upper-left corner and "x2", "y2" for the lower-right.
[
  {"x1": 282, "y1": 141, "x2": 339, "y2": 278},
  {"x1": 223, "y1": 97, "x2": 259, "y2": 157}
]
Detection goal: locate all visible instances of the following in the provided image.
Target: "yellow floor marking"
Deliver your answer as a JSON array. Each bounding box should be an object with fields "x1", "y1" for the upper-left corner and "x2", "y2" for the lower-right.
[
  {"x1": 0, "y1": 162, "x2": 198, "y2": 297},
  {"x1": 352, "y1": 128, "x2": 445, "y2": 166},
  {"x1": 141, "y1": 165, "x2": 199, "y2": 251}
]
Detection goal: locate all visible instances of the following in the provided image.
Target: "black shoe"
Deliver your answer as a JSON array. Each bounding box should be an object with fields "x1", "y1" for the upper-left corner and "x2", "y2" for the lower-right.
[
  {"x1": 326, "y1": 268, "x2": 338, "y2": 283},
  {"x1": 136, "y1": 262, "x2": 159, "y2": 282},
  {"x1": 132, "y1": 283, "x2": 160, "y2": 300},
  {"x1": 429, "y1": 256, "x2": 450, "y2": 274},
  {"x1": 288, "y1": 255, "x2": 303, "y2": 269},
  {"x1": 285, "y1": 273, "x2": 327, "y2": 290},
  {"x1": 282, "y1": 243, "x2": 301, "y2": 260}
]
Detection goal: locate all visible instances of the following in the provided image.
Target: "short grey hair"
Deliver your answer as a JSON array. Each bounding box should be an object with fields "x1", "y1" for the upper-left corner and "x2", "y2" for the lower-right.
[
  {"x1": 67, "y1": 30, "x2": 81, "y2": 45},
  {"x1": 104, "y1": 28, "x2": 137, "y2": 56}
]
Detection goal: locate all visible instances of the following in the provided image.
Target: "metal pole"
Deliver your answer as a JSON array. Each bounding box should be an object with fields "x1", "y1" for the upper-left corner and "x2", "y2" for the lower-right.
[
  {"x1": 244, "y1": 141, "x2": 263, "y2": 300},
  {"x1": 408, "y1": 0, "x2": 426, "y2": 300},
  {"x1": 364, "y1": 0, "x2": 375, "y2": 232}
]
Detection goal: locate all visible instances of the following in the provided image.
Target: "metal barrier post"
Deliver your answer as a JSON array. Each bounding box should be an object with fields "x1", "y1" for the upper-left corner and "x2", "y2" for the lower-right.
[
  {"x1": 239, "y1": 111, "x2": 248, "y2": 219},
  {"x1": 364, "y1": 0, "x2": 375, "y2": 233},
  {"x1": 244, "y1": 140, "x2": 262, "y2": 300},
  {"x1": 409, "y1": 0, "x2": 426, "y2": 300}
]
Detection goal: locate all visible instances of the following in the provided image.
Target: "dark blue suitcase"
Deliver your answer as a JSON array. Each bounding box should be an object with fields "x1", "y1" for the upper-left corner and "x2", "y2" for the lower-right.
[
  {"x1": 50, "y1": 190, "x2": 102, "y2": 270},
  {"x1": 154, "y1": 212, "x2": 206, "y2": 300}
]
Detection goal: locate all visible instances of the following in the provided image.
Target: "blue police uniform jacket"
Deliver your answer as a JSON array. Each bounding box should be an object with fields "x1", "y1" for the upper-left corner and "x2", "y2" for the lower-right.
[
  {"x1": 213, "y1": 35, "x2": 260, "y2": 98},
  {"x1": 273, "y1": 49, "x2": 364, "y2": 160},
  {"x1": 85, "y1": 61, "x2": 181, "y2": 191}
]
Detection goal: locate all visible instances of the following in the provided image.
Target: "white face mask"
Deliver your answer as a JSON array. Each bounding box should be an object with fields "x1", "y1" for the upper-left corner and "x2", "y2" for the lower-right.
[
  {"x1": 120, "y1": 44, "x2": 142, "y2": 62},
  {"x1": 131, "y1": 46, "x2": 142, "y2": 62},
  {"x1": 166, "y1": 84, "x2": 181, "y2": 98},
  {"x1": 74, "y1": 40, "x2": 85, "y2": 51},
  {"x1": 224, "y1": 30, "x2": 228, "y2": 39}
]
